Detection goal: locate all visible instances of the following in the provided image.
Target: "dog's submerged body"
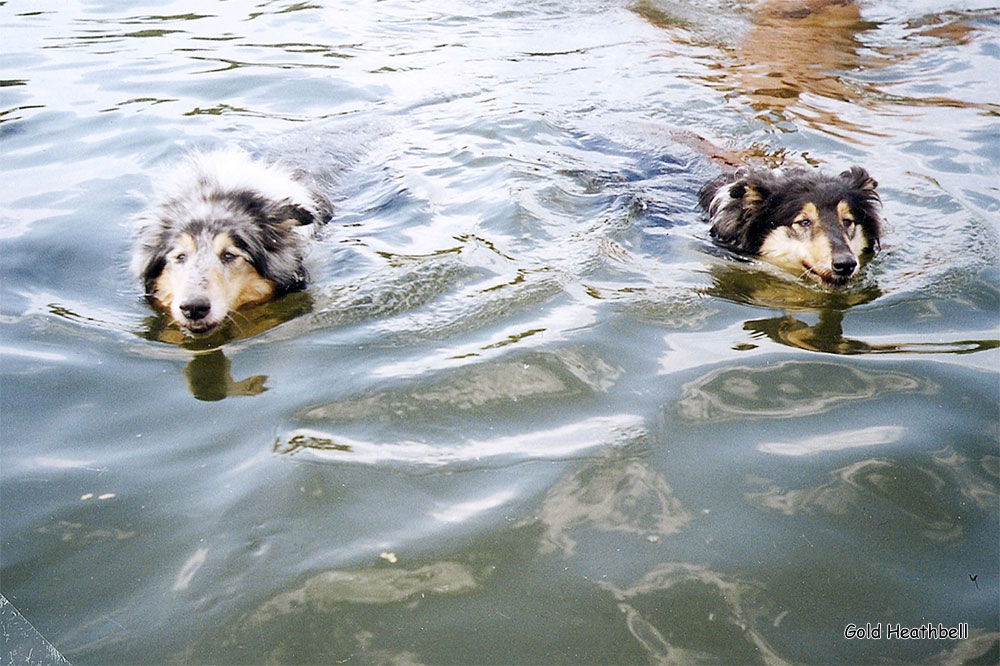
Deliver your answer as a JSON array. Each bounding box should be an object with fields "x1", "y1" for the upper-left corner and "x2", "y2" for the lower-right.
[
  {"x1": 131, "y1": 149, "x2": 331, "y2": 335},
  {"x1": 699, "y1": 166, "x2": 881, "y2": 287}
]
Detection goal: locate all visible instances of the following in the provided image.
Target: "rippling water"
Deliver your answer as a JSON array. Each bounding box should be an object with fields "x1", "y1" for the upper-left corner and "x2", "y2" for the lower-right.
[{"x1": 2, "y1": 0, "x2": 998, "y2": 663}]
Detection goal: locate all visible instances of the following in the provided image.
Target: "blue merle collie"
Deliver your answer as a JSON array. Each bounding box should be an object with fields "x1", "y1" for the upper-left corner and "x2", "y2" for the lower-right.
[
  {"x1": 131, "y1": 149, "x2": 331, "y2": 336},
  {"x1": 699, "y1": 166, "x2": 881, "y2": 287}
]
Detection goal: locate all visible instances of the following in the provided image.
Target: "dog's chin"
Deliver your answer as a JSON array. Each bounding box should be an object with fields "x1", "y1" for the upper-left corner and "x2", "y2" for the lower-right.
[
  {"x1": 179, "y1": 319, "x2": 223, "y2": 337},
  {"x1": 824, "y1": 275, "x2": 852, "y2": 289}
]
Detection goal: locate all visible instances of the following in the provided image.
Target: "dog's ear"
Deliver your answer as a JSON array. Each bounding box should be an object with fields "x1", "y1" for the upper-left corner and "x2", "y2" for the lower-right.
[
  {"x1": 729, "y1": 176, "x2": 768, "y2": 207},
  {"x1": 839, "y1": 166, "x2": 877, "y2": 192},
  {"x1": 141, "y1": 253, "x2": 167, "y2": 300},
  {"x1": 130, "y1": 214, "x2": 169, "y2": 300},
  {"x1": 840, "y1": 166, "x2": 882, "y2": 248},
  {"x1": 706, "y1": 175, "x2": 765, "y2": 250},
  {"x1": 268, "y1": 199, "x2": 321, "y2": 227}
]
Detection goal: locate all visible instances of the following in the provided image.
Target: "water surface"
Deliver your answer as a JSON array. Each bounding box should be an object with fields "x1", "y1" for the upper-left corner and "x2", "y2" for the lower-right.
[{"x1": 2, "y1": 0, "x2": 998, "y2": 663}]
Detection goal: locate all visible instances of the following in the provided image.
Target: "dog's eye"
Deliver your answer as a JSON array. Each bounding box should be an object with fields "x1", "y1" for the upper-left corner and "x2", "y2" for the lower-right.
[
  {"x1": 795, "y1": 218, "x2": 811, "y2": 228},
  {"x1": 173, "y1": 253, "x2": 187, "y2": 264},
  {"x1": 220, "y1": 251, "x2": 239, "y2": 264},
  {"x1": 842, "y1": 217, "x2": 855, "y2": 227}
]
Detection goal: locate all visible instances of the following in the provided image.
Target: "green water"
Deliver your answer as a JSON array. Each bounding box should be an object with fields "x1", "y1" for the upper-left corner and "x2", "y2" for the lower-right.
[{"x1": 2, "y1": 0, "x2": 998, "y2": 663}]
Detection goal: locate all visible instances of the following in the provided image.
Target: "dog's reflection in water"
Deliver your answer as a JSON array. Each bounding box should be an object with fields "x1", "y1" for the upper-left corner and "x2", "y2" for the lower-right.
[
  {"x1": 744, "y1": 309, "x2": 870, "y2": 354},
  {"x1": 744, "y1": 311, "x2": 999, "y2": 356},
  {"x1": 703, "y1": 262, "x2": 882, "y2": 354},
  {"x1": 705, "y1": 266, "x2": 997, "y2": 356},
  {"x1": 182, "y1": 350, "x2": 267, "y2": 401},
  {"x1": 140, "y1": 291, "x2": 313, "y2": 401}
]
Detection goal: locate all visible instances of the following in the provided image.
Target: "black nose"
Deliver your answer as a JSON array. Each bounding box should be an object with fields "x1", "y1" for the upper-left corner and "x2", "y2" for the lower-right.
[
  {"x1": 832, "y1": 254, "x2": 857, "y2": 277},
  {"x1": 179, "y1": 300, "x2": 211, "y2": 321}
]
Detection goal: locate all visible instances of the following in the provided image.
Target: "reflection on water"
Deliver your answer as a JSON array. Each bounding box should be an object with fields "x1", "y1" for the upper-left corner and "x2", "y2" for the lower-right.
[
  {"x1": 35, "y1": 519, "x2": 136, "y2": 545},
  {"x1": 172, "y1": 547, "x2": 208, "y2": 593},
  {"x1": 223, "y1": 561, "x2": 478, "y2": 663},
  {"x1": 3, "y1": 0, "x2": 999, "y2": 663},
  {"x1": 251, "y1": 560, "x2": 477, "y2": 610},
  {"x1": 138, "y1": 290, "x2": 316, "y2": 348},
  {"x1": 182, "y1": 350, "x2": 266, "y2": 401},
  {"x1": 597, "y1": 562, "x2": 784, "y2": 665},
  {"x1": 933, "y1": 448, "x2": 999, "y2": 511},
  {"x1": 132, "y1": 253, "x2": 469, "y2": 399},
  {"x1": 301, "y1": 347, "x2": 621, "y2": 422},
  {"x1": 744, "y1": 310, "x2": 1000, "y2": 356},
  {"x1": 747, "y1": 451, "x2": 999, "y2": 541},
  {"x1": 637, "y1": 0, "x2": 882, "y2": 136},
  {"x1": 703, "y1": 264, "x2": 998, "y2": 356},
  {"x1": 274, "y1": 415, "x2": 647, "y2": 467},
  {"x1": 758, "y1": 424, "x2": 906, "y2": 456},
  {"x1": 432, "y1": 489, "x2": 518, "y2": 524},
  {"x1": 534, "y1": 450, "x2": 690, "y2": 556},
  {"x1": 721, "y1": 0, "x2": 876, "y2": 131},
  {"x1": 638, "y1": 0, "x2": 1000, "y2": 135},
  {"x1": 676, "y1": 360, "x2": 928, "y2": 422},
  {"x1": 702, "y1": 262, "x2": 882, "y2": 311}
]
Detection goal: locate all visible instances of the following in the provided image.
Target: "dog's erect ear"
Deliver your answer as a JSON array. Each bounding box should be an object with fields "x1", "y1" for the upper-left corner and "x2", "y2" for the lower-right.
[{"x1": 839, "y1": 166, "x2": 877, "y2": 192}]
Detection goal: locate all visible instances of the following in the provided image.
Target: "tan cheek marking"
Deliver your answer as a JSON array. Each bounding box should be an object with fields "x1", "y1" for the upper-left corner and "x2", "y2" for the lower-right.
[
  {"x1": 201, "y1": 265, "x2": 229, "y2": 310},
  {"x1": 759, "y1": 227, "x2": 805, "y2": 267},
  {"x1": 231, "y1": 264, "x2": 276, "y2": 309},
  {"x1": 152, "y1": 269, "x2": 175, "y2": 310},
  {"x1": 849, "y1": 227, "x2": 870, "y2": 257},
  {"x1": 759, "y1": 224, "x2": 836, "y2": 279},
  {"x1": 207, "y1": 232, "x2": 270, "y2": 313}
]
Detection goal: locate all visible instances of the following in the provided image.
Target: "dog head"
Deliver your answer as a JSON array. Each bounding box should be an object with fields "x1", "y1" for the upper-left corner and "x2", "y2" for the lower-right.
[
  {"x1": 701, "y1": 167, "x2": 881, "y2": 287},
  {"x1": 132, "y1": 151, "x2": 326, "y2": 336}
]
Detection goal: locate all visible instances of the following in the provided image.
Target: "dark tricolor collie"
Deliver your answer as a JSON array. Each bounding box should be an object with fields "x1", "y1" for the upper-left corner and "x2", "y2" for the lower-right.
[
  {"x1": 131, "y1": 149, "x2": 331, "y2": 336},
  {"x1": 699, "y1": 166, "x2": 881, "y2": 287}
]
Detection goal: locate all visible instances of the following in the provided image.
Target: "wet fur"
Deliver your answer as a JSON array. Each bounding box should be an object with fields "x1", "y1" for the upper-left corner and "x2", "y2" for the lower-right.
[
  {"x1": 698, "y1": 166, "x2": 881, "y2": 286},
  {"x1": 131, "y1": 149, "x2": 331, "y2": 335}
]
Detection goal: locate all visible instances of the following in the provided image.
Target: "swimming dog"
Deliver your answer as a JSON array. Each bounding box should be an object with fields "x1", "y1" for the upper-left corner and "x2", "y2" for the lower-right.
[
  {"x1": 131, "y1": 149, "x2": 331, "y2": 336},
  {"x1": 699, "y1": 166, "x2": 881, "y2": 287}
]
